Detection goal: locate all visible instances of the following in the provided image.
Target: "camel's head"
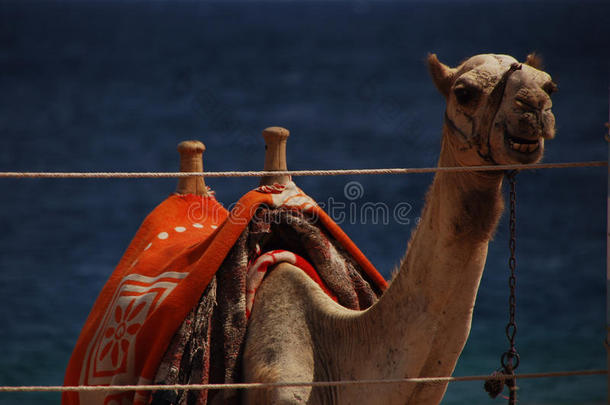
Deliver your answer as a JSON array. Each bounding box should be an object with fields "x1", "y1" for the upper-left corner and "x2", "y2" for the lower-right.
[{"x1": 428, "y1": 53, "x2": 557, "y2": 166}]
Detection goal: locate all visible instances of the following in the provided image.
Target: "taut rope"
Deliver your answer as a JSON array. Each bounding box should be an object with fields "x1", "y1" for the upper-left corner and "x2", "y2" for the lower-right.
[
  {"x1": 0, "y1": 161, "x2": 605, "y2": 179},
  {"x1": 0, "y1": 369, "x2": 605, "y2": 393}
]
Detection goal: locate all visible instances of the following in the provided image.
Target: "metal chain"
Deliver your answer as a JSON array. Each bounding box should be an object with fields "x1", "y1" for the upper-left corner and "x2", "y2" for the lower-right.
[
  {"x1": 483, "y1": 171, "x2": 521, "y2": 402},
  {"x1": 502, "y1": 170, "x2": 520, "y2": 404}
]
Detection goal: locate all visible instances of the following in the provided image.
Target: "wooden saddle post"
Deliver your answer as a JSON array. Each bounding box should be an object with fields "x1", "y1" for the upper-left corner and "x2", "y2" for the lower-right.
[
  {"x1": 175, "y1": 140, "x2": 209, "y2": 196},
  {"x1": 259, "y1": 126, "x2": 290, "y2": 186}
]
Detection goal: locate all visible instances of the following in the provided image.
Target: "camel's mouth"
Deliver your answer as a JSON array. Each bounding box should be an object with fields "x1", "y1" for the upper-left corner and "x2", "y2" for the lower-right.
[
  {"x1": 506, "y1": 134, "x2": 540, "y2": 153},
  {"x1": 503, "y1": 129, "x2": 542, "y2": 154},
  {"x1": 501, "y1": 130, "x2": 544, "y2": 164}
]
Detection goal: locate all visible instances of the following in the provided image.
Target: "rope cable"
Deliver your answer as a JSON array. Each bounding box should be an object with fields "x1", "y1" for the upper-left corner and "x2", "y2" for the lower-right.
[
  {"x1": 0, "y1": 369, "x2": 605, "y2": 393},
  {"x1": 0, "y1": 161, "x2": 605, "y2": 179}
]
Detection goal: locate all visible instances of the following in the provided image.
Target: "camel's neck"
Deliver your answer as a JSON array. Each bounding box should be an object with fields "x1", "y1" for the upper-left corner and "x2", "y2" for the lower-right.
[{"x1": 351, "y1": 127, "x2": 504, "y2": 402}]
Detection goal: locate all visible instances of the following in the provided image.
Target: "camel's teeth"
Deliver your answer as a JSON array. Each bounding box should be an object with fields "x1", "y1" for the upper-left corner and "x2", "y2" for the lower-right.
[
  {"x1": 509, "y1": 141, "x2": 539, "y2": 153},
  {"x1": 508, "y1": 136, "x2": 540, "y2": 153}
]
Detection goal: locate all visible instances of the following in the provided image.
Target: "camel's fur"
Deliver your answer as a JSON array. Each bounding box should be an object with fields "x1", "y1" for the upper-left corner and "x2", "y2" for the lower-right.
[{"x1": 242, "y1": 53, "x2": 556, "y2": 405}]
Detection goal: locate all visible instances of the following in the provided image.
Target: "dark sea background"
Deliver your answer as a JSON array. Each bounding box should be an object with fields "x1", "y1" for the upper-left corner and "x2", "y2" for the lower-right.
[{"x1": 1, "y1": 0, "x2": 609, "y2": 404}]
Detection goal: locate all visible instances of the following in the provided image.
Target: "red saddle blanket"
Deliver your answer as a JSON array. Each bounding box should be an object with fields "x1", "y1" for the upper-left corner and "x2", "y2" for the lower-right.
[{"x1": 64, "y1": 183, "x2": 387, "y2": 405}]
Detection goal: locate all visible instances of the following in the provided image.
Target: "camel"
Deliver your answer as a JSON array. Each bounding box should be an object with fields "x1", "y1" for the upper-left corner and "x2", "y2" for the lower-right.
[{"x1": 241, "y1": 53, "x2": 557, "y2": 405}]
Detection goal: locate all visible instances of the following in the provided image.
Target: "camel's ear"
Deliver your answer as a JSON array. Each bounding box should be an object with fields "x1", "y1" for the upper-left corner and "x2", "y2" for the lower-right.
[
  {"x1": 524, "y1": 52, "x2": 544, "y2": 70},
  {"x1": 427, "y1": 53, "x2": 456, "y2": 98}
]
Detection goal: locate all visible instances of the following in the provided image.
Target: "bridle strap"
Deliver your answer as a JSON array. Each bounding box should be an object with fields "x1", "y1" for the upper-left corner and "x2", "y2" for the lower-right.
[{"x1": 444, "y1": 111, "x2": 472, "y2": 144}]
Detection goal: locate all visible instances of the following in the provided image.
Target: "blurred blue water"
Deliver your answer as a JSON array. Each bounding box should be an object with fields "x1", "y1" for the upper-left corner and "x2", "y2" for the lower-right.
[{"x1": 0, "y1": 1, "x2": 608, "y2": 403}]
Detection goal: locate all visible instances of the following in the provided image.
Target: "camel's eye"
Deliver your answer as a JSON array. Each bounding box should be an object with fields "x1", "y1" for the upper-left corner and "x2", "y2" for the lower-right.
[
  {"x1": 453, "y1": 83, "x2": 480, "y2": 105},
  {"x1": 542, "y1": 81, "x2": 558, "y2": 96}
]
